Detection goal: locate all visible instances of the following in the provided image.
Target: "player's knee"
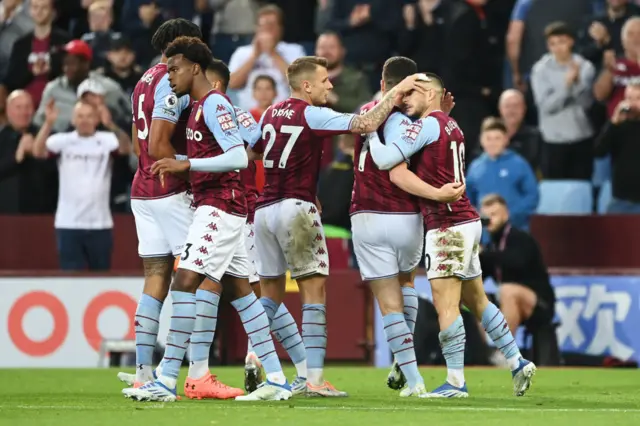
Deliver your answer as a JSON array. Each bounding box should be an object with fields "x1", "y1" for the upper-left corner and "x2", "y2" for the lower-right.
[
  {"x1": 199, "y1": 278, "x2": 223, "y2": 295},
  {"x1": 171, "y1": 269, "x2": 201, "y2": 293},
  {"x1": 251, "y1": 281, "x2": 261, "y2": 298}
]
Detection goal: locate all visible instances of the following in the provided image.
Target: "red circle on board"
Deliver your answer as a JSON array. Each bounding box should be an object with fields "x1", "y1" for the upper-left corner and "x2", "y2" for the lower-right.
[{"x1": 83, "y1": 291, "x2": 137, "y2": 351}]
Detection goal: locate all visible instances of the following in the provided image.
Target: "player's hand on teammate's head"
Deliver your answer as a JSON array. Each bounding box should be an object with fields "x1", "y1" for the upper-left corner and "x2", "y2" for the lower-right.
[
  {"x1": 395, "y1": 74, "x2": 429, "y2": 95},
  {"x1": 437, "y1": 181, "x2": 466, "y2": 203},
  {"x1": 442, "y1": 90, "x2": 455, "y2": 115}
]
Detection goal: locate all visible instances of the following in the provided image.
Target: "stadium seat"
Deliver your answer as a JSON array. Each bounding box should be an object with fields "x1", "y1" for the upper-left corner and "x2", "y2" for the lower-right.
[
  {"x1": 597, "y1": 180, "x2": 613, "y2": 214},
  {"x1": 537, "y1": 180, "x2": 593, "y2": 215},
  {"x1": 592, "y1": 156, "x2": 611, "y2": 188}
]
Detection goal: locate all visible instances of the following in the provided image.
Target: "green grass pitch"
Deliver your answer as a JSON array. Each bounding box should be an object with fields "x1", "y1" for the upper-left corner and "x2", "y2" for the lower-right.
[{"x1": 1, "y1": 367, "x2": 639, "y2": 426}]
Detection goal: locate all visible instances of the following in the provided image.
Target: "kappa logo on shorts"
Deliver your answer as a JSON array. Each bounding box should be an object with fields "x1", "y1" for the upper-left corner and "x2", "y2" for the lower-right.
[
  {"x1": 312, "y1": 220, "x2": 321, "y2": 227},
  {"x1": 198, "y1": 246, "x2": 209, "y2": 255},
  {"x1": 202, "y1": 234, "x2": 213, "y2": 242},
  {"x1": 314, "y1": 233, "x2": 323, "y2": 242},
  {"x1": 207, "y1": 223, "x2": 219, "y2": 231},
  {"x1": 318, "y1": 261, "x2": 327, "y2": 268},
  {"x1": 315, "y1": 247, "x2": 326, "y2": 255},
  {"x1": 308, "y1": 206, "x2": 317, "y2": 214},
  {"x1": 248, "y1": 229, "x2": 254, "y2": 237},
  {"x1": 209, "y1": 210, "x2": 220, "y2": 218},
  {"x1": 193, "y1": 259, "x2": 204, "y2": 267}
]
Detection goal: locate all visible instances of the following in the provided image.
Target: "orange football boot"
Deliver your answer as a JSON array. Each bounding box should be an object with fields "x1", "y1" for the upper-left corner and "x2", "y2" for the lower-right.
[{"x1": 184, "y1": 371, "x2": 244, "y2": 400}]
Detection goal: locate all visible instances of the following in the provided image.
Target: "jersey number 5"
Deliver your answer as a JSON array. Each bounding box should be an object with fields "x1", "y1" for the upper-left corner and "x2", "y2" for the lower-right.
[
  {"x1": 450, "y1": 141, "x2": 466, "y2": 184},
  {"x1": 137, "y1": 94, "x2": 149, "y2": 140},
  {"x1": 262, "y1": 124, "x2": 303, "y2": 168}
]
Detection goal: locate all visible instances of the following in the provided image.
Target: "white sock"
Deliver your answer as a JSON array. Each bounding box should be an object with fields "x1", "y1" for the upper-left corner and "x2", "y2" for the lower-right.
[
  {"x1": 154, "y1": 363, "x2": 163, "y2": 378},
  {"x1": 507, "y1": 355, "x2": 521, "y2": 371},
  {"x1": 447, "y1": 368, "x2": 465, "y2": 388},
  {"x1": 136, "y1": 365, "x2": 154, "y2": 383},
  {"x1": 158, "y1": 375, "x2": 177, "y2": 390},
  {"x1": 188, "y1": 360, "x2": 209, "y2": 379},
  {"x1": 294, "y1": 359, "x2": 307, "y2": 379},
  {"x1": 308, "y1": 368, "x2": 323, "y2": 386},
  {"x1": 266, "y1": 371, "x2": 286, "y2": 385}
]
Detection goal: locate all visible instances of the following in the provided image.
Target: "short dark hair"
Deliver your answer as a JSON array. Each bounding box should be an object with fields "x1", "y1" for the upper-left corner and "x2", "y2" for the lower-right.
[
  {"x1": 253, "y1": 75, "x2": 277, "y2": 91},
  {"x1": 165, "y1": 36, "x2": 212, "y2": 71},
  {"x1": 423, "y1": 72, "x2": 444, "y2": 90},
  {"x1": 206, "y1": 59, "x2": 230, "y2": 90},
  {"x1": 544, "y1": 21, "x2": 574, "y2": 39},
  {"x1": 382, "y1": 56, "x2": 417, "y2": 88},
  {"x1": 151, "y1": 18, "x2": 202, "y2": 53},
  {"x1": 287, "y1": 56, "x2": 328, "y2": 89},
  {"x1": 481, "y1": 193, "x2": 507, "y2": 208},
  {"x1": 481, "y1": 116, "x2": 507, "y2": 133},
  {"x1": 319, "y1": 30, "x2": 344, "y2": 46}
]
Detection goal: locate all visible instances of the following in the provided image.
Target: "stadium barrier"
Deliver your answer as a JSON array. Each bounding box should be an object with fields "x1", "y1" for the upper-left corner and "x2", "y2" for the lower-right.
[
  {"x1": 0, "y1": 271, "x2": 367, "y2": 368},
  {"x1": 3, "y1": 214, "x2": 640, "y2": 271},
  {"x1": 374, "y1": 275, "x2": 640, "y2": 367}
]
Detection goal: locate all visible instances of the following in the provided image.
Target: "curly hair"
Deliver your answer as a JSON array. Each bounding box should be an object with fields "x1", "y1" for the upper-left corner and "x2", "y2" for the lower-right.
[
  {"x1": 151, "y1": 18, "x2": 202, "y2": 53},
  {"x1": 165, "y1": 36, "x2": 212, "y2": 71}
]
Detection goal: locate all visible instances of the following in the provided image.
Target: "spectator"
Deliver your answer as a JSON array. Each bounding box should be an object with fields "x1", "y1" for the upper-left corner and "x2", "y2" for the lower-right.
[
  {"x1": 229, "y1": 5, "x2": 305, "y2": 110},
  {"x1": 594, "y1": 17, "x2": 640, "y2": 118},
  {"x1": 578, "y1": 0, "x2": 640, "y2": 67},
  {"x1": 82, "y1": 1, "x2": 121, "y2": 70},
  {"x1": 467, "y1": 117, "x2": 539, "y2": 231},
  {"x1": 595, "y1": 82, "x2": 640, "y2": 213},
  {"x1": 397, "y1": 0, "x2": 449, "y2": 78},
  {"x1": 120, "y1": 0, "x2": 163, "y2": 67},
  {"x1": 497, "y1": 89, "x2": 542, "y2": 173},
  {"x1": 327, "y1": 1, "x2": 401, "y2": 91},
  {"x1": 315, "y1": 0, "x2": 333, "y2": 35},
  {"x1": 0, "y1": 0, "x2": 71, "y2": 110},
  {"x1": 0, "y1": 0, "x2": 34, "y2": 82},
  {"x1": 0, "y1": 90, "x2": 57, "y2": 214},
  {"x1": 531, "y1": 22, "x2": 595, "y2": 181},
  {"x1": 33, "y1": 100, "x2": 130, "y2": 271},
  {"x1": 34, "y1": 40, "x2": 131, "y2": 133},
  {"x1": 506, "y1": 0, "x2": 592, "y2": 91},
  {"x1": 315, "y1": 31, "x2": 372, "y2": 113},
  {"x1": 207, "y1": 0, "x2": 259, "y2": 65},
  {"x1": 249, "y1": 75, "x2": 277, "y2": 121},
  {"x1": 444, "y1": 0, "x2": 503, "y2": 157},
  {"x1": 77, "y1": 78, "x2": 134, "y2": 212},
  {"x1": 97, "y1": 37, "x2": 144, "y2": 96},
  {"x1": 479, "y1": 194, "x2": 555, "y2": 336}
]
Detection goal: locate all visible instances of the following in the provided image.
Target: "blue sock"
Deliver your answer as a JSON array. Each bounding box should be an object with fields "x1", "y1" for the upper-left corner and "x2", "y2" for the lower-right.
[
  {"x1": 302, "y1": 304, "x2": 326, "y2": 385},
  {"x1": 188, "y1": 289, "x2": 220, "y2": 379},
  {"x1": 272, "y1": 303, "x2": 307, "y2": 378},
  {"x1": 135, "y1": 294, "x2": 162, "y2": 382},
  {"x1": 383, "y1": 313, "x2": 423, "y2": 388},
  {"x1": 402, "y1": 287, "x2": 419, "y2": 334},
  {"x1": 232, "y1": 293, "x2": 284, "y2": 383},
  {"x1": 481, "y1": 302, "x2": 521, "y2": 368},
  {"x1": 161, "y1": 291, "x2": 196, "y2": 383},
  {"x1": 260, "y1": 297, "x2": 278, "y2": 323},
  {"x1": 439, "y1": 315, "x2": 466, "y2": 388}
]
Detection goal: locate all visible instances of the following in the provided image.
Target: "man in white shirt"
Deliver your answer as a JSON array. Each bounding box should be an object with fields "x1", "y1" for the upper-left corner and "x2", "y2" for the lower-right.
[
  {"x1": 33, "y1": 99, "x2": 130, "y2": 270},
  {"x1": 228, "y1": 4, "x2": 305, "y2": 110}
]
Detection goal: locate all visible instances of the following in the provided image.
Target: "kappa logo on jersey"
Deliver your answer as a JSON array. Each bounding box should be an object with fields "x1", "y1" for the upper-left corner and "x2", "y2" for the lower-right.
[
  {"x1": 217, "y1": 112, "x2": 237, "y2": 132},
  {"x1": 400, "y1": 119, "x2": 411, "y2": 126},
  {"x1": 216, "y1": 104, "x2": 226, "y2": 112},
  {"x1": 402, "y1": 122, "x2": 423, "y2": 143}
]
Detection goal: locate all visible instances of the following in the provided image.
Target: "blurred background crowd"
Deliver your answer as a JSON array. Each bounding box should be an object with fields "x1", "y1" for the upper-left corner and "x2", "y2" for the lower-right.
[{"x1": 2, "y1": 0, "x2": 640, "y2": 271}]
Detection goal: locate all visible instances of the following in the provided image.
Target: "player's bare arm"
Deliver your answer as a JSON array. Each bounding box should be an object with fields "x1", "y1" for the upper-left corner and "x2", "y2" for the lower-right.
[
  {"x1": 349, "y1": 74, "x2": 426, "y2": 133},
  {"x1": 389, "y1": 163, "x2": 465, "y2": 203},
  {"x1": 150, "y1": 158, "x2": 190, "y2": 175},
  {"x1": 148, "y1": 119, "x2": 178, "y2": 159},
  {"x1": 131, "y1": 123, "x2": 140, "y2": 156}
]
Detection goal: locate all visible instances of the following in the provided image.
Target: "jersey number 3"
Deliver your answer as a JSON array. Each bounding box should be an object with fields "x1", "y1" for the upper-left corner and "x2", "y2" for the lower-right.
[
  {"x1": 262, "y1": 124, "x2": 303, "y2": 168},
  {"x1": 450, "y1": 141, "x2": 466, "y2": 184}
]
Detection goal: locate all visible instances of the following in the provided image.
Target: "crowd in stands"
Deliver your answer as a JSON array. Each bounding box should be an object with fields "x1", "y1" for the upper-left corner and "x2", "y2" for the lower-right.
[{"x1": 2, "y1": 0, "x2": 640, "y2": 269}]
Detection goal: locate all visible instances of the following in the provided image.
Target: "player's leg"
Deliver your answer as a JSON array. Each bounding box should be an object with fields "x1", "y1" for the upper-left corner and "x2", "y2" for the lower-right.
[
  {"x1": 351, "y1": 213, "x2": 424, "y2": 395},
  {"x1": 278, "y1": 199, "x2": 345, "y2": 397},
  {"x1": 221, "y1": 229, "x2": 291, "y2": 401},
  {"x1": 118, "y1": 199, "x2": 175, "y2": 388},
  {"x1": 461, "y1": 277, "x2": 536, "y2": 396},
  {"x1": 123, "y1": 206, "x2": 212, "y2": 402},
  {"x1": 246, "y1": 220, "x2": 307, "y2": 393},
  {"x1": 422, "y1": 224, "x2": 469, "y2": 398}
]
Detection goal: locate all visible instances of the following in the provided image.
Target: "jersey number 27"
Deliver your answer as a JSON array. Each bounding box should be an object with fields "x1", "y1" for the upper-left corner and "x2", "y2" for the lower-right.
[{"x1": 262, "y1": 124, "x2": 303, "y2": 168}]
